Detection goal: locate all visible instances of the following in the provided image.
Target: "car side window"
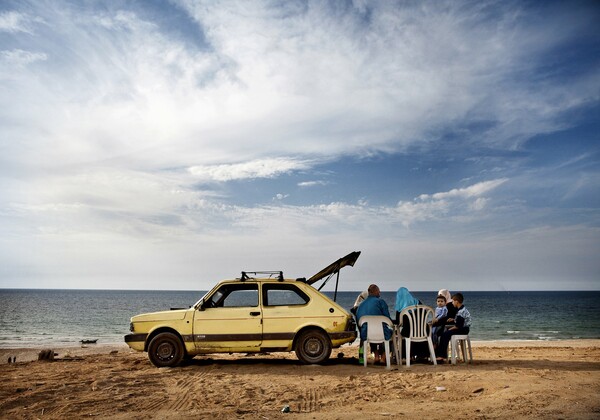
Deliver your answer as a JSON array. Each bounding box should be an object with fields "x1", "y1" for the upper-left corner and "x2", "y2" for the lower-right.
[
  {"x1": 207, "y1": 284, "x2": 258, "y2": 308},
  {"x1": 263, "y1": 284, "x2": 310, "y2": 306}
]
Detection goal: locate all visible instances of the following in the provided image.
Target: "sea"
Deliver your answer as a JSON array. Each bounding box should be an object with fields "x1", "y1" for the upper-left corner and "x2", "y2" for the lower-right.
[{"x1": 0, "y1": 289, "x2": 599, "y2": 348}]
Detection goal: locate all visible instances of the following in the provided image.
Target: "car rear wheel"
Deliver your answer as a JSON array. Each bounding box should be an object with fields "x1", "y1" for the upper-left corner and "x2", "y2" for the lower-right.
[
  {"x1": 148, "y1": 332, "x2": 185, "y2": 368},
  {"x1": 295, "y1": 329, "x2": 332, "y2": 364}
]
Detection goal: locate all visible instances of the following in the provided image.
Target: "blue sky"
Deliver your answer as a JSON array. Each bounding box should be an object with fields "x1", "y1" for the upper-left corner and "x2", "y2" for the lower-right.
[{"x1": 0, "y1": 0, "x2": 598, "y2": 291}]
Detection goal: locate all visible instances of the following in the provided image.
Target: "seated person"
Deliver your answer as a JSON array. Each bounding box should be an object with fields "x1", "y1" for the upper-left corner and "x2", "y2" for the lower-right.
[
  {"x1": 436, "y1": 292, "x2": 472, "y2": 362},
  {"x1": 394, "y1": 287, "x2": 420, "y2": 325},
  {"x1": 356, "y1": 284, "x2": 393, "y2": 365},
  {"x1": 350, "y1": 290, "x2": 368, "y2": 316},
  {"x1": 433, "y1": 288, "x2": 457, "y2": 327},
  {"x1": 431, "y1": 294, "x2": 448, "y2": 346},
  {"x1": 395, "y1": 287, "x2": 431, "y2": 362}
]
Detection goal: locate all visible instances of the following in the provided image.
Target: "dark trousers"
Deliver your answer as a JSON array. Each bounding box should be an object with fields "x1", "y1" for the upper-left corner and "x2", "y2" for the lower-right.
[{"x1": 436, "y1": 327, "x2": 470, "y2": 358}]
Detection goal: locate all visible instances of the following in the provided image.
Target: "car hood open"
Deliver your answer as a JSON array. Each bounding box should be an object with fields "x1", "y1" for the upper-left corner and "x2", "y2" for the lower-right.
[{"x1": 306, "y1": 251, "x2": 361, "y2": 285}]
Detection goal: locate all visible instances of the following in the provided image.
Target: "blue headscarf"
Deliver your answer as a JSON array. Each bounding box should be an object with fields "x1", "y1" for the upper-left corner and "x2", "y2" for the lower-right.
[{"x1": 395, "y1": 287, "x2": 420, "y2": 313}]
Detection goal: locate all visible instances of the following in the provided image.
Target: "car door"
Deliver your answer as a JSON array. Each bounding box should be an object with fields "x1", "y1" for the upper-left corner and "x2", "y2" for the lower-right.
[
  {"x1": 261, "y1": 283, "x2": 311, "y2": 350},
  {"x1": 193, "y1": 282, "x2": 262, "y2": 350}
]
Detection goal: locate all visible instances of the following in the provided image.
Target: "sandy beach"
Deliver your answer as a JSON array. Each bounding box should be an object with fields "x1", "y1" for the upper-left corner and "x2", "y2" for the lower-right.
[{"x1": 1, "y1": 340, "x2": 599, "y2": 419}]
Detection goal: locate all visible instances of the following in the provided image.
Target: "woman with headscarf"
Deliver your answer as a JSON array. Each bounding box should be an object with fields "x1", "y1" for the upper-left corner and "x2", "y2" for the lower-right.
[
  {"x1": 394, "y1": 287, "x2": 430, "y2": 361},
  {"x1": 394, "y1": 287, "x2": 421, "y2": 324},
  {"x1": 434, "y1": 289, "x2": 458, "y2": 326},
  {"x1": 429, "y1": 289, "x2": 458, "y2": 347}
]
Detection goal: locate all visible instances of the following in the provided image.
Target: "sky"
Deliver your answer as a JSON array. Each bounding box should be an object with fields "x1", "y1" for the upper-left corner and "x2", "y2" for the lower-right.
[{"x1": 0, "y1": 0, "x2": 599, "y2": 292}]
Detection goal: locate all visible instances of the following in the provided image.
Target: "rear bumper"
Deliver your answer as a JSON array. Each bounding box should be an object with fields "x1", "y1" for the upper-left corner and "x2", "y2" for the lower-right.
[
  {"x1": 329, "y1": 331, "x2": 357, "y2": 340},
  {"x1": 329, "y1": 330, "x2": 357, "y2": 347}
]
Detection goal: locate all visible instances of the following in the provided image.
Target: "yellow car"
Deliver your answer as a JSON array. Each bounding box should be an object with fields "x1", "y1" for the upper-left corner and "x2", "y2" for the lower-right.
[{"x1": 125, "y1": 252, "x2": 360, "y2": 367}]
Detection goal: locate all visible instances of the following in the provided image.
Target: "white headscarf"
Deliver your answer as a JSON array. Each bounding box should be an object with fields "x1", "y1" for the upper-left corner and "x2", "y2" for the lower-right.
[
  {"x1": 438, "y1": 289, "x2": 452, "y2": 304},
  {"x1": 353, "y1": 290, "x2": 368, "y2": 308}
]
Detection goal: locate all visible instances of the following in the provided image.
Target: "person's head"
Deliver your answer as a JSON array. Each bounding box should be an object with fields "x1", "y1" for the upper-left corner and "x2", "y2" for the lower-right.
[
  {"x1": 436, "y1": 295, "x2": 446, "y2": 308},
  {"x1": 438, "y1": 289, "x2": 451, "y2": 304},
  {"x1": 367, "y1": 284, "x2": 380, "y2": 297},
  {"x1": 451, "y1": 292, "x2": 464, "y2": 308}
]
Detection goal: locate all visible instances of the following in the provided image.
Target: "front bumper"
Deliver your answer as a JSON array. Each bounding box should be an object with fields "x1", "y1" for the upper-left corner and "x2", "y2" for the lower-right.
[{"x1": 124, "y1": 333, "x2": 147, "y2": 351}]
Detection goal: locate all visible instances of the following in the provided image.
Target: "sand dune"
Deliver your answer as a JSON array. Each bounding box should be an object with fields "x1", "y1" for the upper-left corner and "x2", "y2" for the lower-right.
[{"x1": 1, "y1": 340, "x2": 599, "y2": 419}]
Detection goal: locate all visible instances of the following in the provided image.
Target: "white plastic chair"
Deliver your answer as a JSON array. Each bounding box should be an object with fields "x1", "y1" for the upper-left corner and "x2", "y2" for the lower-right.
[
  {"x1": 358, "y1": 315, "x2": 394, "y2": 369},
  {"x1": 450, "y1": 334, "x2": 473, "y2": 365},
  {"x1": 394, "y1": 305, "x2": 437, "y2": 367}
]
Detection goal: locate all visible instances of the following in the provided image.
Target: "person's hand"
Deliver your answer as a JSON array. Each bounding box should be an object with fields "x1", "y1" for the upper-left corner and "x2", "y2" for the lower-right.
[
  {"x1": 447, "y1": 318, "x2": 454, "y2": 323},
  {"x1": 449, "y1": 326, "x2": 457, "y2": 331}
]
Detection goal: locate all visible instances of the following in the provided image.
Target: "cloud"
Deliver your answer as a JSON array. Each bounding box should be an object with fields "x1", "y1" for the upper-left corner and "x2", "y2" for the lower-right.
[
  {"x1": 0, "y1": 11, "x2": 41, "y2": 34},
  {"x1": 0, "y1": 49, "x2": 48, "y2": 66},
  {"x1": 273, "y1": 193, "x2": 289, "y2": 201},
  {"x1": 298, "y1": 180, "x2": 329, "y2": 188},
  {"x1": 419, "y1": 179, "x2": 508, "y2": 201},
  {"x1": 188, "y1": 158, "x2": 310, "y2": 182},
  {"x1": 1, "y1": 1, "x2": 596, "y2": 176},
  {"x1": 0, "y1": 1, "x2": 598, "y2": 290},
  {"x1": 394, "y1": 179, "x2": 508, "y2": 227}
]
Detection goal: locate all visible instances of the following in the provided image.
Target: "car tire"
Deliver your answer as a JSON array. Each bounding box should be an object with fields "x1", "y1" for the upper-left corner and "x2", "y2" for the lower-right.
[
  {"x1": 295, "y1": 329, "x2": 332, "y2": 364},
  {"x1": 148, "y1": 332, "x2": 185, "y2": 368}
]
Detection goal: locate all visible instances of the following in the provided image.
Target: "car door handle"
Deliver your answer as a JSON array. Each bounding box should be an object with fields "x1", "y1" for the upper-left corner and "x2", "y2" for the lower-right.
[{"x1": 250, "y1": 311, "x2": 261, "y2": 316}]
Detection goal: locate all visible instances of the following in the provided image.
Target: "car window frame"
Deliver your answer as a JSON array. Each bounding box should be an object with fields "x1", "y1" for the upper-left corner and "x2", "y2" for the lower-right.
[
  {"x1": 262, "y1": 283, "x2": 310, "y2": 307},
  {"x1": 204, "y1": 282, "x2": 259, "y2": 308}
]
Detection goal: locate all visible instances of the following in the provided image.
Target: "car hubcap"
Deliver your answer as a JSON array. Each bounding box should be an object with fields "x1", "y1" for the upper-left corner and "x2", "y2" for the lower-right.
[
  {"x1": 306, "y1": 338, "x2": 322, "y2": 356},
  {"x1": 157, "y1": 342, "x2": 174, "y2": 360}
]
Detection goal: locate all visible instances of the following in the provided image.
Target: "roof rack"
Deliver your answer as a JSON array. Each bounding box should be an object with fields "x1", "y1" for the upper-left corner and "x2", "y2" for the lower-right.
[{"x1": 240, "y1": 271, "x2": 284, "y2": 282}]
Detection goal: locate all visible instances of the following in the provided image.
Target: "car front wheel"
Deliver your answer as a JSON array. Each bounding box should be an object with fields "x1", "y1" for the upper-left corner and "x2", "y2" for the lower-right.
[
  {"x1": 295, "y1": 329, "x2": 332, "y2": 364},
  {"x1": 148, "y1": 332, "x2": 185, "y2": 368}
]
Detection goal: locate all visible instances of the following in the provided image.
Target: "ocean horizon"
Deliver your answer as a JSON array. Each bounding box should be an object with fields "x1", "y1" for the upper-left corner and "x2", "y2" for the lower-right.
[{"x1": 1, "y1": 289, "x2": 599, "y2": 348}]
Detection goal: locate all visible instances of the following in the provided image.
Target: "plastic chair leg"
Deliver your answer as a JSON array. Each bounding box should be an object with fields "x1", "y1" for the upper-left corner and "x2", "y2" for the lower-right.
[
  {"x1": 384, "y1": 341, "x2": 391, "y2": 370},
  {"x1": 450, "y1": 337, "x2": 457, "y2": 365},
  {"x1": 427, "y1": 337, "x2": 437, "y2": 366},
  {"x1": 393, "y1": 331, "x2": 402, "y2": 367},
  {"x1": 467, "y1": 337, "x2": 473, "y2": 363},
  {"x1": 405, "y1": 339, "x2": 411, "y2": 367},
  {"x1": 363, "y1": 341, "x2": 369, "y2": 367}
]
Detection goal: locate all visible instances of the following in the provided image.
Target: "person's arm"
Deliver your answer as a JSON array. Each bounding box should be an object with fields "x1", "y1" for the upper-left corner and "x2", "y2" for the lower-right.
[{"x1": 449, "y1": 313, "x2": 465, "y2": 330}]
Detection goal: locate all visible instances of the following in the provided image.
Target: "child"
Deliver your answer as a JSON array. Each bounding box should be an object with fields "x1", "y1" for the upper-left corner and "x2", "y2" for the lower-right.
[
  {"x1": 431, "y1": 295, "x2": 448, "y2": 346},
  {"x1": 435, "y1": 292, "x2": 472, "y2": 362}
]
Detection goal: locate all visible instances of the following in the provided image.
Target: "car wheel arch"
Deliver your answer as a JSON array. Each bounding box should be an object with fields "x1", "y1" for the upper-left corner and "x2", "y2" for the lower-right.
[
  {"x1": 293, "y1": 326, "x2": 333, "y2": 364},
  {"x1": 292, "y1": 325, "x2": 329, "y2": 348},
  {"x1": 144, "y1": 327, "x2": 186, "y2": 355}
]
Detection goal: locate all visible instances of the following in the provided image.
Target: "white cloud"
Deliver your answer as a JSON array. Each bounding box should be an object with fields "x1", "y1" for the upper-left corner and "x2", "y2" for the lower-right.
[
  {"x1": 0, "y1": 49, "x2": 47, "y2": 66},
  {"x1": 0, "y1": 11, "x2": 39, "y2": 33},
  {"x1": 0, "y1": 2, "x2": 598, "y2": 290},
  {"x1": 388, "y1": 179, "x2": 508, "y2": 227},
  {"x1": 298, "y1": 180, "x2": 329, "y2": 188},
  {"x1": 419, "y1": 179, "x2": 508, "y2": 201},
  {"x1": 1, "y1": 1, "x2": 595, "y2": 175},
  {"x1": 273, "y1": 193, "x2": 289, "y2": 201},
  {"x1": 470, "y1": 197, "x2": 489, "y2": 211},
  {"x1": 189, "y1": 158, "x2": 309, "y2": 182}
]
